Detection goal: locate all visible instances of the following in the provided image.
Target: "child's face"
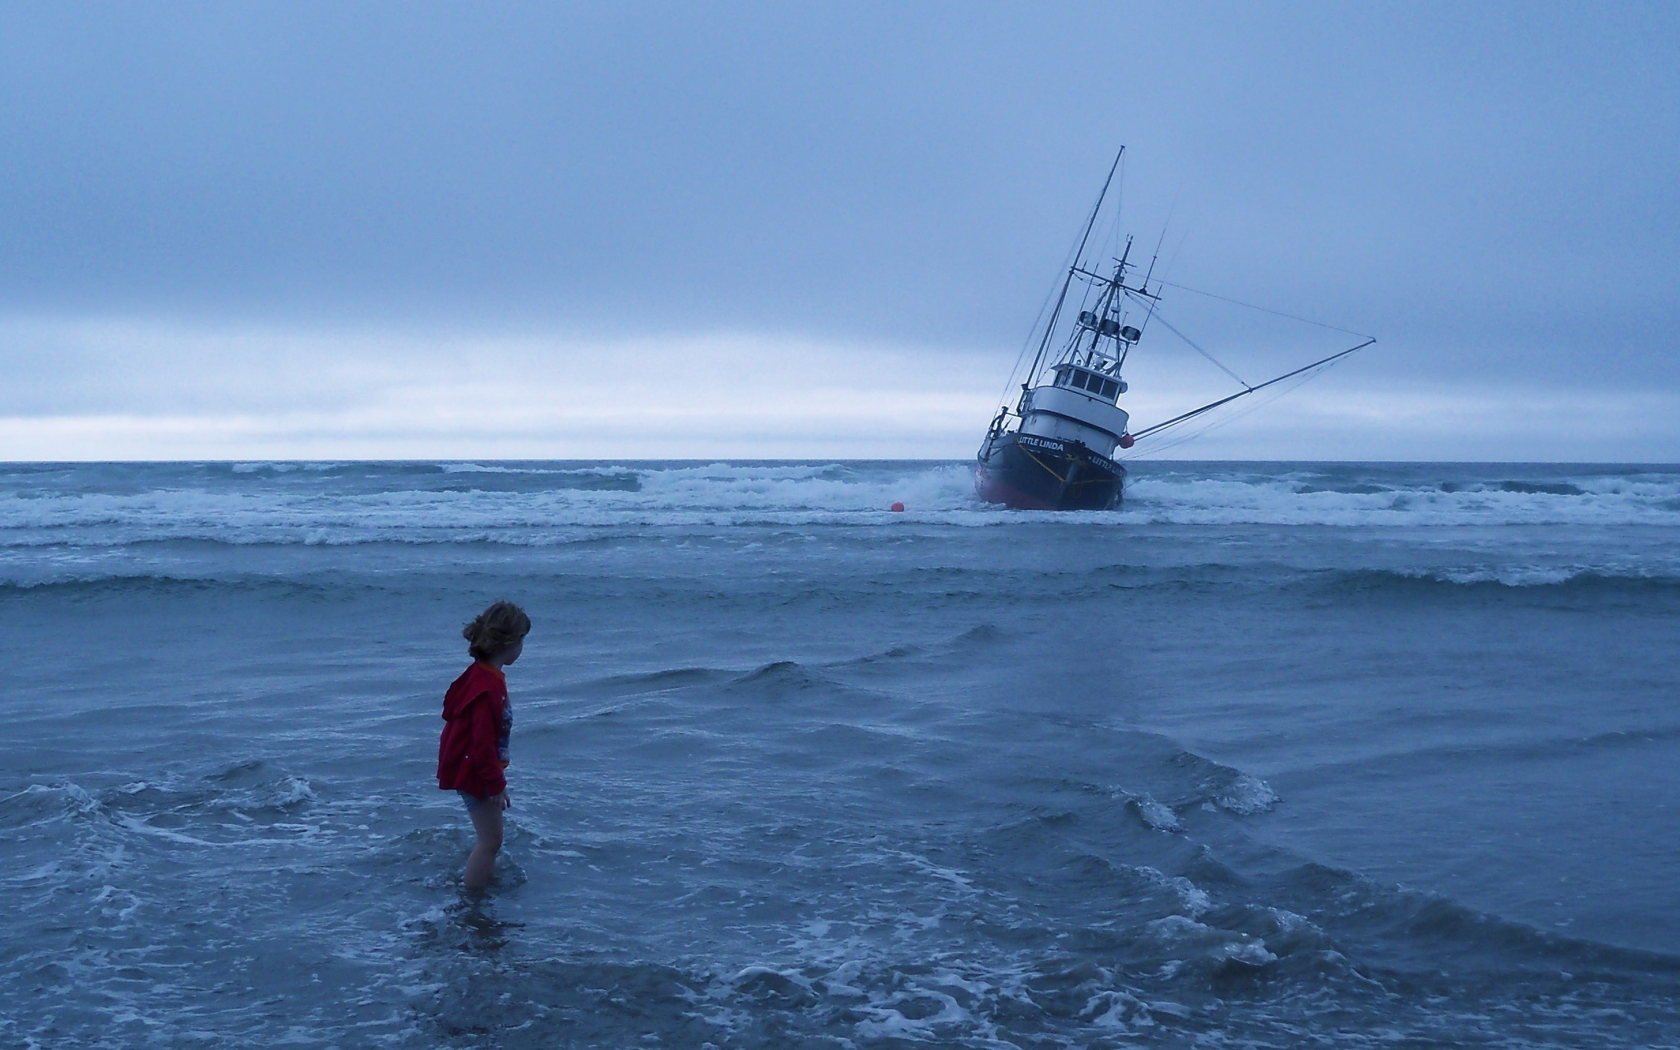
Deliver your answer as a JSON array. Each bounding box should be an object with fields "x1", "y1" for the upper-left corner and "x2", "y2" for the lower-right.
[{"x1": 500, "y1": 638, "x2": 524, "y2": 666}]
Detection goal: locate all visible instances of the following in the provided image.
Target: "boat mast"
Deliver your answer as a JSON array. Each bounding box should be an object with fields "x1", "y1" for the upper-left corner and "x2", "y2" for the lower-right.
[
  {"x1": 1023, "y1": 147, "x2": 1124, "y2": 392},
  {"x1": 1086, "y1": 237, "x2": 1132, "y2": 360}
]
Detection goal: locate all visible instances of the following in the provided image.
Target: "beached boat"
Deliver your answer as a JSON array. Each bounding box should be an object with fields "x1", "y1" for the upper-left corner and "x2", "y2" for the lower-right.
[{"x1": 976, "y1": 149, "x2": 1373, "y2": 510}]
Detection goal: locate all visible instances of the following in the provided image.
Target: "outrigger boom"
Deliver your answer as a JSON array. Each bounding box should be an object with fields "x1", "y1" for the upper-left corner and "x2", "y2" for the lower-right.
[{"x1": 1128, "y1": 337, "x2": 1376, "y2": 442}]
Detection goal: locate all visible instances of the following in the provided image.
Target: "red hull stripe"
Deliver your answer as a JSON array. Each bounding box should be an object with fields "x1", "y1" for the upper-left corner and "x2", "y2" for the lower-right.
[{"x1": 974, "y1": 467, "x2": 1057, "y2": 510}]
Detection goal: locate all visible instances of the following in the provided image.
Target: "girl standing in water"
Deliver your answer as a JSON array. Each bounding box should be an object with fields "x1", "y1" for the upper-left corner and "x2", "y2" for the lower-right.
[{"x1": 437, "y1": 601, "x2": 530, "y2": 891}]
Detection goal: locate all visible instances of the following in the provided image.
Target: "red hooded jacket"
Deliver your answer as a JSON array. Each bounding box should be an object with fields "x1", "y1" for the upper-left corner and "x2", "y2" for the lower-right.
[{"x1": 437, "y1": 662, "x2": 509, "y2": 797}]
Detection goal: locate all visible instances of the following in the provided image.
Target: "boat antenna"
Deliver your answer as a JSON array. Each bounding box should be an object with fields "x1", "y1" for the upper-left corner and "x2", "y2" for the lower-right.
[
  {"x1": 1140, "y1": 223, "x2": 1166, "y2": 293},
  {"x1": 1129, "y1": 338, "x2": 1376, "y2": 442},
  {"x1": 1025, "y1": 146, "x2": 1124, "y2": 386},
  {"x1": 1117, "y1": 222, "x2": 1171, "y2": 373}
]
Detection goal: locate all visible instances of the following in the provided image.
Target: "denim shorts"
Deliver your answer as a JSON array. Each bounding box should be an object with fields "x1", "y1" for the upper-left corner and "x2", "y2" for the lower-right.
[{"x1": 457, "y1": 790, "x2": 495, "y2": 812}]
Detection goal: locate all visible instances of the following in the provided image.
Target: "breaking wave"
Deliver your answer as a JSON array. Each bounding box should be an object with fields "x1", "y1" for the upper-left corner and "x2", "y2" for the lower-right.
[
  {"x1": 1312, "y1": 566, "x2": 1680, "y2": 596},
  {"x1": 1121, "y1": 466, "x2": 1680, "y2": 526},
  {"x1": 2, "y1": 461, "x2": 1678, "y2": 550}
]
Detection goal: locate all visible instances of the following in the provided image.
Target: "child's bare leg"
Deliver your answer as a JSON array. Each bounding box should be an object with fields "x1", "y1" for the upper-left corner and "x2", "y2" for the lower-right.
[{"x1": 463, "y1": 795, "x2": 504, "y2": 891}]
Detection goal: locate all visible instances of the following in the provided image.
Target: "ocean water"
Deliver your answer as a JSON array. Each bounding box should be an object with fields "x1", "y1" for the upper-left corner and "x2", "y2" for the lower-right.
[{"x1": 3, "y1": 459, "x2": 1679, "y2": 1048}]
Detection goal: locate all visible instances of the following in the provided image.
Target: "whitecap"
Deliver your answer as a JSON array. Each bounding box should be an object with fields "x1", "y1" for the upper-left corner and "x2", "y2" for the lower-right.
[{"x1": 1216, "y1": 773, "x2": 1280, "y2": 815}]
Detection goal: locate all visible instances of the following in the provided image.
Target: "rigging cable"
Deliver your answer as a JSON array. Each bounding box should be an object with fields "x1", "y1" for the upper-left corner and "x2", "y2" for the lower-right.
[
  {"x1": 1121, "y1": 226, "x2": 1187, "y2": 373},
  {"x1": 1155, "y1": 280, "x2": 1374, "y2": 340},
  {"x1": 1135, "y1": 301, "x2": 1252, "y2": 389},
  {"x1": 995, "y1": 244, "x2": 1079, "y2": 414},
  {"x1": 1127, "y1": 337, "x2": 1376, "y2": 442},
  {"x1": 1023, "y1": 148, "x2": 1125, "y2": 387},
  {"x1": 1122, "y1": 360, "x2": 1343, "y2": 458}
]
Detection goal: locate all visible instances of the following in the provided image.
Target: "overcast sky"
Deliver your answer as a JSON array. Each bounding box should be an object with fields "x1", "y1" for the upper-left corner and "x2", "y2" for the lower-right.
[{"x1": 2, "y1": 1, "x2": 1676, "y2": 460}]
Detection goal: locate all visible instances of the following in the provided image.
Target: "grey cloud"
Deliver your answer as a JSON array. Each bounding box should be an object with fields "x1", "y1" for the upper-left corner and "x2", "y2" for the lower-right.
[{"x1": 1, "y1": 1, "x2": 1676, "y2": 455}]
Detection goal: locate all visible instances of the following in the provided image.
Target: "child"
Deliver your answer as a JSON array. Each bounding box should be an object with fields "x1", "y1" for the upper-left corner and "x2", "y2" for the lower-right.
[{"x1": 438, "y1": 600, "x2": 530, "y2": 891}]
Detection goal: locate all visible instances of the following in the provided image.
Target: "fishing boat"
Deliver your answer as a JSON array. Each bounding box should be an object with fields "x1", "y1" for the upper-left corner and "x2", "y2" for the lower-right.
[{"x1": 976, "y1": 149, "x2": 1373, "y2": 510}]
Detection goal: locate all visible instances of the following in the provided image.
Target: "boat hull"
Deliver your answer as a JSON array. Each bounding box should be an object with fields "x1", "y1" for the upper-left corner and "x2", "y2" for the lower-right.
[{"x1": 975, "y1": 431, "x2": 1125, "y2": 510}]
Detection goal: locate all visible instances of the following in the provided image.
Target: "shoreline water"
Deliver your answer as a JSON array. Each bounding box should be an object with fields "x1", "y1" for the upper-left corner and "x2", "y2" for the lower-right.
[{"x1": 3, "y1": 460, "x2": 1677, "y2": 1046}]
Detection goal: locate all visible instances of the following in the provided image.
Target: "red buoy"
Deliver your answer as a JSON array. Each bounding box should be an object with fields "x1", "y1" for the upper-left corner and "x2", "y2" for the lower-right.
[
  {"x1": 1119, "y1": 433, "x2": 1135, "y2": 449},
  {"x1": 890, "y1": 502, "x2": 905, "y2": 512}
]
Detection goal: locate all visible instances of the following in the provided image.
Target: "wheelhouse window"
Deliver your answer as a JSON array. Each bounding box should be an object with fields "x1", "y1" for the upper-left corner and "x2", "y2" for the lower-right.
[{"x1": 1054, "y1": 366, "x2": 1120, "y2": 400}]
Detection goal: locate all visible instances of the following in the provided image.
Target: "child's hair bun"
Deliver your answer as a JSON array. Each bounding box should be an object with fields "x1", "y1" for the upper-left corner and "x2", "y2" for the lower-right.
[{"x1": 464, "y1": 601, "x2": 531, "y2": 660}]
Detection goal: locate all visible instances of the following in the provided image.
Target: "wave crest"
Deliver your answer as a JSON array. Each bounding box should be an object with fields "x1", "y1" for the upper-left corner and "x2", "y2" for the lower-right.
[{"x1": 4, "y1": 463, "x2": 1679, "y2": 548}]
